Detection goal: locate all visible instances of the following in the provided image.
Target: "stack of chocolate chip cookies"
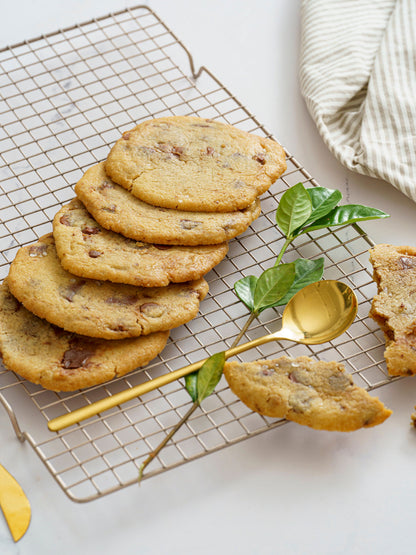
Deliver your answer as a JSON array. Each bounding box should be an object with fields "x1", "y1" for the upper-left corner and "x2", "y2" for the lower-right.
[{"x1": 0, "y1": 116, "x2": 287, "y2": 391}]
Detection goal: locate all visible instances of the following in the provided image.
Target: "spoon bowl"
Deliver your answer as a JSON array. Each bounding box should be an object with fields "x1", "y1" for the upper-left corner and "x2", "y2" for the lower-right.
[
  {"x1": 48, "y1": 280, "x2": 357, "y2": 431},
  {"x1": 278, "y1": 279, "x2": 358, "y2": 344}
]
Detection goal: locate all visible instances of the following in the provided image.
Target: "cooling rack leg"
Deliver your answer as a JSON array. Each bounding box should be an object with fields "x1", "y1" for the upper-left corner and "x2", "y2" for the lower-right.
[
  {"x1": 181, "y1": 45, "x2": 204, "y2": 80},
  {"x1": 0, "y1": 393, "x2": 26, "y2": 442}
]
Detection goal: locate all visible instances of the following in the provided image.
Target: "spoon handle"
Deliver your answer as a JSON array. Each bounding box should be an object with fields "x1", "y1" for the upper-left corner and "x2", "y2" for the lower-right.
[{"x1": 48, "y1": 332, "x2": 279, "y2": 432}]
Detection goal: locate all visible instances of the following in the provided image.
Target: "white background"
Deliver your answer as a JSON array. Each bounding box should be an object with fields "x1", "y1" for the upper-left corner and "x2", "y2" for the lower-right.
[{"x1": 1, "y1": 1, "x2": 416, "y2": 554}]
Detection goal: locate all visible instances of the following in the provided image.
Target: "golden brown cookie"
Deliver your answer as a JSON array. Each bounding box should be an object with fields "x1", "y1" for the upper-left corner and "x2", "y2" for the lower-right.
[
  {"x1": 105, "y1": 116, "x2": 286, "y2": 212},
  {"x1": 223, "y1": 356, "x2": 391, "y2": 431},
  {"x1": 75, "y1": 163, "x2": 261, "y2": 246},
  {"x1": 53, "y1": 199, "x2": 228, "y2": 287},
  {"x1": 0, "y1": 280, "x2": 169, "y2": 391},
  {"x1": 369, "y1": 244, "x2": 416, "y2": 376},
  {"x1": 7, "y1": 234, "x2": 208, "y2": 340}
]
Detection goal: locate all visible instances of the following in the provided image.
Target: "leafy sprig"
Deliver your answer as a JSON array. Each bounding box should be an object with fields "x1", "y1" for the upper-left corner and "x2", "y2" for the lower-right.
[
  {"x1": 234, "y1": 183, "x2": 388, "y2": 315},
  {"x1": 138, "y1": 182, "x2": 389, "y2": 481}
]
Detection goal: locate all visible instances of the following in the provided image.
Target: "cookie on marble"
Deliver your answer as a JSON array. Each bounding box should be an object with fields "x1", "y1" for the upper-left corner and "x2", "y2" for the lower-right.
[
  {"x1": 369, "y1": 244, "x2": 416, "y2": 376},
  {"x1": 7, "y1": 234, "x2": 208, "y2": 340},
  {"x1": 105, "y1": 116, "x2": 286, "y2": 212},
  {"x1": 53, "y1": 199, "x2": 228, "y2": 287},
  {"x1": 75, "y1": 163, "x2": 261, "y2": 246},
  {"x1": 223, "y1": 356, "x2": 392, "y2": 431},
  {"x1": 0, "y1": 280, "x2": 169, "y2": 391}
]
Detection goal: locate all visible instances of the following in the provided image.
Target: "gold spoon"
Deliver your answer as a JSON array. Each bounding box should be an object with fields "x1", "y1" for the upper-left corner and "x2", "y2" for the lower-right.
[{"x1": 48, "y1": 280, "x2": 357, "y2": 432}]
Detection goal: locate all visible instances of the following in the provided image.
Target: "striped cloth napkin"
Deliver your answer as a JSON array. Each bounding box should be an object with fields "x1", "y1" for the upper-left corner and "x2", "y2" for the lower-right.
[{"x1": 299, "y1": 0, "x2": 416, "y2": 202}]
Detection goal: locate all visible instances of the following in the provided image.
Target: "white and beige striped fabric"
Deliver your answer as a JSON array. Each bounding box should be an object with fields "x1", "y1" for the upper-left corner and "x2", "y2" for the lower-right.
[{"x1": 300, "y1": 0, "x2": 416, "y2": 202}]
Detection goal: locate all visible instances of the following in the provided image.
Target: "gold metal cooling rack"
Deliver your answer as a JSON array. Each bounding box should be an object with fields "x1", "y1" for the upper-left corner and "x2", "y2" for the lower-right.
[{"x1": 0, "y1": 4, "x2": 395, "y2": 502}]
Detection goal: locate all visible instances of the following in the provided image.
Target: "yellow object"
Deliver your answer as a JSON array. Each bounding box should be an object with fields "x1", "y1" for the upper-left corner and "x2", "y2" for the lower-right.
[
  {"x1": 48, "y1": 280, "x2": 357, "y2": 432},
  {"x1": 0, "y1": 463, "x2": 31, "y2": 542}
]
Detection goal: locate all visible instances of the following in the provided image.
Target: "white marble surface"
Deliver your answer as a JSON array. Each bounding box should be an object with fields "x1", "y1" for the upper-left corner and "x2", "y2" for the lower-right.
[{"x1": 1, "y1": 1, "x2": 416, "y2": 554}]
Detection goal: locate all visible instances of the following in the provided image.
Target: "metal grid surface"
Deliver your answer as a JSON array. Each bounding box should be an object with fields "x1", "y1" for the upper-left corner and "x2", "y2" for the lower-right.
[{"x1": 0, "y1": 5, "x2": 395, "y2": 502}]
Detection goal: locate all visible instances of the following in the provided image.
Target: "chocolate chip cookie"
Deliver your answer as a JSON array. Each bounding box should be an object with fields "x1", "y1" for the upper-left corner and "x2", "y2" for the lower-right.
[
  {"x1": 7, "y1": 234, "x2": 209, "y2": 340},
  {"x1": 369, "y1": 243, "x2": 416, "y2": 376},
  {"x1": 105, "y1": 116, "x2": 286, "y2": 212},
  {"x1": 75, "y1": 163, "x2": 261, "y2": 245},
  {"x1": 0, "y1": 280, "x2": 169, "y2": 391},
  {"x1": 223, "y1": 356, "x2": 391, "y2": 431},
  {"x1": 53, "y1": 199, "x2": 228, "y2": 287}
]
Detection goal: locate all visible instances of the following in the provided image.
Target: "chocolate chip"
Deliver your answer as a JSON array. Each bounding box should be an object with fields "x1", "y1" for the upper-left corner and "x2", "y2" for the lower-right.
[
  {"x1": 88, "y1": 250, "x2": 102, "y2": 258},
  {"x1": 156, "y1": 143, "x2": 184, "y2": 158},
  {"x1": 61, "y1": 345, "x2": 96, "y2": 369},
  {"x1": 61, "y1": 280, "x2": 86, "y2": 302},
  {"x1": 171, "y1": 146, "x2": 184, "y2": 157},
  {"x1": 105, "y1": 295, "x2": 137, "y2": 306},
  {"x1": 206, "y1": 146, "x2": 214, "y2": 155},
  {"x1": 29, "y1": 244, "x2": 48, "y2": 257},
  {"x1": 253, "y1": 152, "x2": 266, "y2": 165},
  {"x1": 180, "y1": 219, "x2": 201, "y2": 230},
  {"x1": 98, "y1": 181, "x2": 114, "y2": 191},
  {"x1": 122, "y1": 132, "x2": 131, "y2": 140},
  {"x1": 82, "y1": 226, "x2": 100, "y2": 235},
  {"x1": 111, "y1": 324, "x2": 128, "y2": 332},
  {"x1": 50, "y1": 324, "x2": 67, "y2": 338},
  {"x1": 194, "y1": 288, "x2": 205, "y2": 301},
  {"x1": 60, "y1": 214, "x2": 73, "y2": 226},
  {"x1": 288, "y1": 371, "x2": 300, "y2": 383},
  {"x1": 157, "y1": 143, "x2": 171, "y2": 153}
]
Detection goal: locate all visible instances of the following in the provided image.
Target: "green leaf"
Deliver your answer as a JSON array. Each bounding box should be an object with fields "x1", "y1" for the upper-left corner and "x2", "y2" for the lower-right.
[
  {"x1": 299, "y1": 204, "x2": 389, "y2": 234},
  {"x1": 234, "y1": 275, "x2": 258, "y2": 312},
  {"x1": 275, "y1": 258, "x2": 324, "y2": 306},
  {"x1": 253, "y1": 263, "x2": 296, "y2": 313},
  {"x1": 185, "y1": 372, "x2": 198, "y2": 402},
  {"x1": 295, "y1": 187, "x2": 342, "y2": 232},
  {"x1": 275, "y1": 182, "x2": 312, "y2": 238},
  {"x1": 196, "y1": 352, "x2": 226, "y2": 403}
]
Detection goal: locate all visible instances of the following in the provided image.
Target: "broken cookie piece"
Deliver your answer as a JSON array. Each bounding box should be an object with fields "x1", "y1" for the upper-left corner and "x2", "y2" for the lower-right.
[
  {"x1": 369, "y1": 244, "x2": 416, "y2": 376},
  {"x1": 223, "y1": 356, "x2": 391, "y2": 431}
]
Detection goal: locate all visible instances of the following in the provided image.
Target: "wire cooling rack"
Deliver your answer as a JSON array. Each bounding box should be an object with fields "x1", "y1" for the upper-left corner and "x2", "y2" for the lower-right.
[{"x1": 0, "y1": 5, "x2": 396, "y2": 502}]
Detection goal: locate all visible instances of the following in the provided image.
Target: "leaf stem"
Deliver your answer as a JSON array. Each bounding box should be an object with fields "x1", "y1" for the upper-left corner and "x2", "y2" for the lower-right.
[
  {"x1": 274, "y1": 236, "x2": 292, "y2": 267},
  {"x1": 138, "y1": 400, "x2": 199, "y2": 483},
  {"x1": 230, "y1": 311, "x2": 258, "y2": 348}
]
